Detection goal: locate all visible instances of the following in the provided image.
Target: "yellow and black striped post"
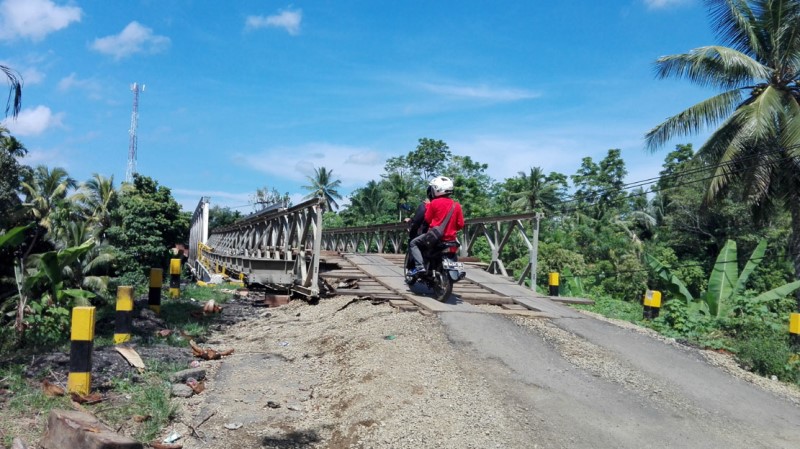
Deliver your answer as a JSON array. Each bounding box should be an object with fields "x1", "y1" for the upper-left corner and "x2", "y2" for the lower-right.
[
  {"x1": 67, "y1": 306, "x2": 95, "y2": 396},
  {"x1": 149, "y1": 268, "x2": 163, "y2": 314},
  {"x1": 548, "y1": 272, "x2": 559, "y2": 296},
  {"x1": 114, "y1": 286, "x2": 133, "y2": 344},
  {"x1": 169, "y1": 258, "x2": 181, "y2": 298},
  {"x1": 790, "y1": 313, "x2": 800, "y2": 349},
  {"x1": 643, "y1": 290, "x2": 662, "y2": 320}
]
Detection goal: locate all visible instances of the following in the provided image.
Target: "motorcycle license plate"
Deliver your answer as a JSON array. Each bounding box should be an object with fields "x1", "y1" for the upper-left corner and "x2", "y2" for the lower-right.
[{"x1": 442, "y1": 259, "x2": 464, "y2": 270}]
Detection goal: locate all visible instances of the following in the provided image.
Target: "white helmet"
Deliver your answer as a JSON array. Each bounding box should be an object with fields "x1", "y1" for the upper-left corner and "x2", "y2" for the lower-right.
[{"x1": 429, "y1": 176, "x2": 454, "y2": 197}]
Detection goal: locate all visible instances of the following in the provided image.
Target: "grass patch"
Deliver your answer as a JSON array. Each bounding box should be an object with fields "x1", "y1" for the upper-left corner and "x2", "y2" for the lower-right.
[
  {"x1": 574, "y1": 294, "x2": 644, "y2": 323},
  {"x1": 0, "y1": 365, "x2": 72, "y2": 447},
  {"x1": 91, "y1": 361, "x2": 181, "y2": 442}
]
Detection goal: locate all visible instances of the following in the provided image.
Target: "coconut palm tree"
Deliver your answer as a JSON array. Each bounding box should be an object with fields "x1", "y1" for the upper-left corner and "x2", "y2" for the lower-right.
[
  {"x1": 20, "y1": 166, "x2": 77, "y2": 247},
  {"x1": 508, "y1": 167, "x2": 564, "y2": 213},
  {"x1": 349, "y1": 180, "x2": 386, "y2": 221},
  {"x1": 73, "y1": 174, "x2": 117, "y2": 238},
  {"x1": 645, "y1": 0, "x2": 800, "y2": 310},
  {"x1": 302, "y1": 166, "x2": 343, "y2": 211},
  {"x1": 2, "y1": 65, "x2": 22, "y2": 118},
  {"x1": 385, "y1": 172, "x2": 415, "y2": 221}
]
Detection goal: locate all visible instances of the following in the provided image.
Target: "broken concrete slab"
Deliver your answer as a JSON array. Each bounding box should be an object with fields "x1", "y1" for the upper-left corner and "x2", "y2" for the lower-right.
[{"x1": 41, "y1": 409, "x2": 143, "y2": 449}]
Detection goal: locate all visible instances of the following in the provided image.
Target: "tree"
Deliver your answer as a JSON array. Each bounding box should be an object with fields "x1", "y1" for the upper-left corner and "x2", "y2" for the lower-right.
[
  {"x1": 249, "y1": 186, "x2": 290, "y2": 212},
  {"x1": 570, "y1": 149, "x2": 627, "y2": 221},
  {"x1": 0, "y1": 127, "x2": 29, "y2": 230},
  {"x1": 407, "y1": 138, "x2": 452, "y2": 181},
  {"x1": 645, "y1": 0, "x2": 800, "y2": 310},
  {"x1": 74, "y1": 174, "x2": 117, "y2": 238},
  {"x1": 344, "y1": 180, "x2": 387, "y2": 224},
  {"x1": 2, "y1": 65, "x2": 22, "y2": 118},
  {"x1": 384, "y1": 172, "x2": 415, "y2": 221},
  {"x1": 302, "y1": 166, "x2": 343, "y2": 211},
  {"x1": 106, "y1": 174, "x2": 185, "y2": 283},
  {"x1": 506, "y1": 167, "x2": 565, "y2": 213},
  {"x1": 208, "y1": 205, "x2": 242, "y2": 229},
  {"x1": 19, "y1": 165, "x2": 77, "y2": 248}
]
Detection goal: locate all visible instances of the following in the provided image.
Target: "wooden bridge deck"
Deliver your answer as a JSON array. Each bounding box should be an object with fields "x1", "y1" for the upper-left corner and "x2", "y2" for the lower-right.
[{"x1": 319, "y1": 251, "x2": 589, "y2": 317}]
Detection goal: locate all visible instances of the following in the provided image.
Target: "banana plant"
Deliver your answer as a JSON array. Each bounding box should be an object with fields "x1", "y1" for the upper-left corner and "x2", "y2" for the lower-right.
[
  {"x1": 645, "y1": 239, "x2": 800, "y2": 318},
  {"x1": 1, "y1": 224, "x2": 32, "y2": 332}
]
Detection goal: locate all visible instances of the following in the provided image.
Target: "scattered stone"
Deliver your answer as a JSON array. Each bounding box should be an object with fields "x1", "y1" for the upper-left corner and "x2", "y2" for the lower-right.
[
  {"x1": 171, "y1": 384, "x2": 194, "y2": 398},
  {"x1": 170, "y1": 367, "x2": 206, "y2": 383},
  {"x1": 224, "y1": 422, "x2": 243, "y2": 430}
]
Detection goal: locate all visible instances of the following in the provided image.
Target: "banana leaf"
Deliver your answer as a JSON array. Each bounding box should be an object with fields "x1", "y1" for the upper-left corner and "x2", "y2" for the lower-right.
[
  {"x1": 706, "y1": 240, "x2": 737, "y2": 317},
  {"x1": 644, "y1": 252, "x2": 694, "y2": 302},
  {"x1": 750, "y1": 280, "x2": 800, "y2": 304},
  {"x1": 734, "y1": 239, "x2": 766, "y2": 296},
  {"x1": 0, "y1": 224, "x2": 32, "y2": 248}
]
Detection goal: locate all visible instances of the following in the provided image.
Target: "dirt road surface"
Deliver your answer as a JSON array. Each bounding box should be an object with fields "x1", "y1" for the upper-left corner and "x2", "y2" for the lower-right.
[{"x1": 170, "y1": 295, "x2": 800, "y2": 449}]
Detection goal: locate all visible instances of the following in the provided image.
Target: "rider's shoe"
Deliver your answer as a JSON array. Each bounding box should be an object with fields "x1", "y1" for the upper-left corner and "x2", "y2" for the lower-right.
[{"x1": 408, "y1": 266, "x2": 427, "y2": 277}]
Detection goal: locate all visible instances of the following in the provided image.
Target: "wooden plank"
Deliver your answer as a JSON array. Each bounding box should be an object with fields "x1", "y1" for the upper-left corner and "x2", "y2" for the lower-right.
[
  {"x1": 501, "y1": 303, "x2": 528, "y2": 310},
  {"x1": 488, "y1": 309, "x2": 553, "y2": 318},
  {"x1": 548, "y1": 296, "x2": 595, "y2": 305},
  {"x1": 334, "y1": 287, "x2": 395, "y2": 294},
  {"x1": 463, "y1": 268, "x2": 582, "y2": 318}
]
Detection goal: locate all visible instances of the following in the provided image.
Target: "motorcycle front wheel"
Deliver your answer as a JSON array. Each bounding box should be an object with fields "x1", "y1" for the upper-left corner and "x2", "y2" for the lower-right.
[{"x1": 431, "y1": 269, "x2": 453, "y2": 302}]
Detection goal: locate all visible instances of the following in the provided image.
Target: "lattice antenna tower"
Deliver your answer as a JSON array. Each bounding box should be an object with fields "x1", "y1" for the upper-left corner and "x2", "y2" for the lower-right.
[{"x1": 125, "y1": 82, "x2": 145, "y2": 184}]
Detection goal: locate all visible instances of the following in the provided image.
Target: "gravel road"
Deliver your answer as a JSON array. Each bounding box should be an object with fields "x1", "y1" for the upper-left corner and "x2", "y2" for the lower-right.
[{"x1": 170, "y1": 295, "x2": 800, "y2": 449}]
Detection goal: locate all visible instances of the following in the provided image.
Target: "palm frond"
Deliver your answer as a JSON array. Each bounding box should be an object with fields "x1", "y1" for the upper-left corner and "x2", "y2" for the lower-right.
[
  {"x1": 645, "y1": 89, "x2": 743, "y2": 150},
  {"x1": 707, "y1": 0, "x2": 765, "y2": 57},
  {"x1": 1, "y1": 64, "x2": 22, "y2": 118},
  {"x1": 654, "y1": 46, "x2": 768, "y2": 88}
]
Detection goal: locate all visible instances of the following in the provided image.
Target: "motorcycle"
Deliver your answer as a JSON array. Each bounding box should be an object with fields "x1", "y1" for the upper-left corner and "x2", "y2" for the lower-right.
[{"x1": 404, "y1": 240, "x2": 467, "y2": 302}]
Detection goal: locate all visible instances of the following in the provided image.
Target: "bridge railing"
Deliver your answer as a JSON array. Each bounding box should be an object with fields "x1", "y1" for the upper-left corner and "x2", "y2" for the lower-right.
[
  {"x1": 188, "y1": 196, "x2": 210, "y2": 278},
  {"x1": 200, "y1": 197, "x2": 325, "y2": 298},
  {"x1": 321, "y1": 212, "x2": 543, "y2": 289}
]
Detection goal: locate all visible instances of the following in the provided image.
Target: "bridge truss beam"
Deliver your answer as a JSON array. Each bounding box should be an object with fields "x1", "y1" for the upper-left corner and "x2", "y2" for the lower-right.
[{"x1": 197, "y1": 197, "x2": 325, "y2": 298}]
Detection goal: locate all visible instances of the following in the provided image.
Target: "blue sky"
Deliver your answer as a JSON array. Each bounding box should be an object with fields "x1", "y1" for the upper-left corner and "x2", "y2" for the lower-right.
[{"x1": 1, "y1": 0, "x2": 718, "y2": 212}]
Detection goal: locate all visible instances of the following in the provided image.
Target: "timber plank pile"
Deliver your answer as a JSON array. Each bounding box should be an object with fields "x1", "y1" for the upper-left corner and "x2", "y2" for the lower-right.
[{"x1": 319, "y1": 251, "x2": 417, "y2": 312}]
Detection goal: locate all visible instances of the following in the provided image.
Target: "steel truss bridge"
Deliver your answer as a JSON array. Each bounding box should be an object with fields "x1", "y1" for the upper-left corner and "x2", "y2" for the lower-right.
[{"x1": 188, "y1": 197, "x2": 544, "y2": 299}]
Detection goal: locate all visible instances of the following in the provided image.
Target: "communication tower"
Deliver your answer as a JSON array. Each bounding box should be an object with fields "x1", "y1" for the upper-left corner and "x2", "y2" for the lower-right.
[{"x1": 125, "y1": 82, "x2": 145, "y2": 184}]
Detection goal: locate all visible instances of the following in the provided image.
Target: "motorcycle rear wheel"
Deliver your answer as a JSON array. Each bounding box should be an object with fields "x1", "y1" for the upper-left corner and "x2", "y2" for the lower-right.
[{"x1": 432, "y1": 270, "x2": 453, "y2": 302}]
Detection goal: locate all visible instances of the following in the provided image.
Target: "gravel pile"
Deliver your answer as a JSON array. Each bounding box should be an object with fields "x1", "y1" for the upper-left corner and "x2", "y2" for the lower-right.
[{"x1": 174, "y1": 296, "x2": 531, "y2": 448}]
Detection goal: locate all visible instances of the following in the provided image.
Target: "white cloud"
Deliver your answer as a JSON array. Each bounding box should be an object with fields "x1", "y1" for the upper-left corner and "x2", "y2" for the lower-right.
[
  {"x1": 419, "y1": 82, "x2": 540, "y2": 102},
  {"x1": 1, "y1": 105, "x2": 63, "y2": 136},
  {"x1": 233, "y1": 143, "x2": 383, "y2": 188},
  {"x1": 21, "y1": 66, "x2": 44, "y2": 84},
  {"x1": 57, "y1": 73, "x2": 103, "y2": 99},
  {"x1": 0, "y1": 0, "x2": 81, "y2": 41},
  {"x1": 643, "y1": 0, "x2": 691, "y2": 9},
  {"x1": 245, "y1": 9, "x2": 302, "y2": 35},
  {"x1": 18, "y1": 146, "x2": 67, "y2": 167},
  {"x1": 91, "y1": 21, "x2": 170, "y2": 60}
]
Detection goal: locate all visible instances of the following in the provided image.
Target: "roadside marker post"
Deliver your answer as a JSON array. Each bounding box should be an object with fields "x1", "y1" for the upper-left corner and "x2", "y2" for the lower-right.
[
  {"x1": 114, "y1": 286, "x2": 133, "y2": 344},
  {"x1": 149, "y1": 268, "x2": 163, "y2": 314},
  {"x1": 548, "y1": 272, "x2": 559, "y2": 296},
  {"x1": 790, "y1": 313, "x2": 800, "y2": 349},
  {"x1": 67, "y1": 306, "x2": 95, "y2": 396},
  {"x1": 643, "y1": 290, "x2": 662, "y2": 320},
  {"x1": 169, "y1": 258, "x2": 181, "y2": 298}
]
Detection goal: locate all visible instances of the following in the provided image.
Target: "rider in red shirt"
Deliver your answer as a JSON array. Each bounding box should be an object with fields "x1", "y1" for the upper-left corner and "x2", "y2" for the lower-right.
[{"x1": 408, "y1": 176, "x2": 464, "y2": 276}]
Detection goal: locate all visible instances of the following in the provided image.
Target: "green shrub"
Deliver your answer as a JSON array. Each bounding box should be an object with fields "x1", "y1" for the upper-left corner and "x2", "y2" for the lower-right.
[{"x1": 734, "y1": 329, "x2": 798, "y2": 383}]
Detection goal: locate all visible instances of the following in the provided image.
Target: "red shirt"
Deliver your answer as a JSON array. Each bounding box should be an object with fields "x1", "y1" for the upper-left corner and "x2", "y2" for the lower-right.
[{"x1": 425, "y1": 197, "x2": 464, "y2": 241}]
